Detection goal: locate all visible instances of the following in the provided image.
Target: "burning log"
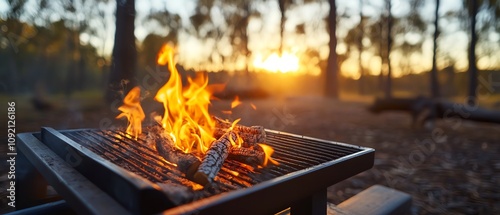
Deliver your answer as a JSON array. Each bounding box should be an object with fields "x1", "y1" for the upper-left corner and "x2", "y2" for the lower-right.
[
  {"x1": 147, "y1": 127, "x2": 201, "y2": 179},
  {"x1": 194, "y1": 130, "x2": 236, "y2": 186},
  {"x1": 228, "y1": 146, "x2": 265, "y2": 166},
  {"x1": 212, "y1": 116, "x2": 267, "y2": 147}
]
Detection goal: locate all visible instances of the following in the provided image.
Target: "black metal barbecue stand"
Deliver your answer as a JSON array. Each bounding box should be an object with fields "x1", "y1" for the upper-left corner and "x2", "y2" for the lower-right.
[{"x1": 15, "y1": 127, "x2": 374, "y2": 215}]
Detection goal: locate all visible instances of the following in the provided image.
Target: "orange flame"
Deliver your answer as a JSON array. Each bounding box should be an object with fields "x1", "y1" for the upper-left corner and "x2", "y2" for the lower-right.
[
  {"x1": 258, "y1": 144, "x2": 279, "y2": 166},
  {"x1": 154, "y1": 44, "x2": 216, "y2": 155},
  {"x1": 116, "y1": 87, "x2": 145, "y2": 139},
  {"x1": 117, "y1": 44, "x2": 276, "y2": 167},
  {"x1": 228, "y1": 119, "x2": 244, "y2": 148}
]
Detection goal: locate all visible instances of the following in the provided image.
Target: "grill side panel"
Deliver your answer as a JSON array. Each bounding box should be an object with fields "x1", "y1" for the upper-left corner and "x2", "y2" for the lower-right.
[{"x1": 40, "y1": 127, "x2": 172, "y2": 214}]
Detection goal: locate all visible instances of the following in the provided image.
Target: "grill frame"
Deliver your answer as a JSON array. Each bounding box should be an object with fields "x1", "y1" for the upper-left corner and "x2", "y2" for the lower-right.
[
  {"x1": 163, "y1": 131, "x2": 374, "y2": 215},
  {"x1": 16, "y1": 127, "x2": 374, "y2": 215}
]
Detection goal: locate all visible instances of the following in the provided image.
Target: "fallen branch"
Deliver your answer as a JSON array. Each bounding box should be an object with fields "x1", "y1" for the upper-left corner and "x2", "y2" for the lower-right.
[{"x1": 368, "y1": 97, "x2": 500, "y2": 127}]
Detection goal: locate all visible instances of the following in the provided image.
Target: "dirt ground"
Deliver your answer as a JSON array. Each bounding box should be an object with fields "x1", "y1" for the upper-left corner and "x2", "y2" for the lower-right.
[{"x1": 1, "y1": 95, "x2": 499, "y2": 214}]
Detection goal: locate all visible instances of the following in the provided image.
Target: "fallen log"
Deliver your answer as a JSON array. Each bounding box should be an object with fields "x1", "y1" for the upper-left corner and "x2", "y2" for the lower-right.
[
  {"x1": 437, "y1": 101, "x2": 500, "y2": 124},
  {"x1": 368, "y1": 97, "x2": 500, "y2": 127},
  {"x1": 212, "y1": 116, "x2": 267, "y2": 147},
  {"x1": 368, "y1": 97, "x2": 438, "y2": 128},
  {"x1": 147, "y1": 127, "x2": 201, "y2": 179},
  {"x1": 228, "y1": 146, "x2": 265, "y2": 166},
  {"x1": 194, "y1": 130, "x2": 236, "y2": 186},
  {"x1": 368, "y1": 97, "x2": 429, "y2": 114}
]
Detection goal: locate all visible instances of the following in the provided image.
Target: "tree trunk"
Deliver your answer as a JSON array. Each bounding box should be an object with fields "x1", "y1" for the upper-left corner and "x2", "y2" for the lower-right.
[
  {"x1": 78, "y1": 51, "x2": 86, "y2": 90},
  {"x1": 467, "y1": 0, "x2": 478, "y2": 106},
  {"x1": 385, "y1": 0, "x2": 392, "y2": 99},
  {"x1": 325, "y1": 0, "x2": 339, "y2": 98},
  {"x1": 106, "y1": 0, "x2": 137, "y2": 103},
  {"x1": 66, "y1": 29, "x2": 77, "y2": 98},
  {"x1": 242, "y1": 2, "x2": 251, "y2": 76},
  {"x1": 358, "y1": 0, "x2": 364, "y2": 95},
  {"x1": 8, "y1": 49, "x2": 18, "y2": 94},
  {"x1": 430, "y1": 0, "x2": 440, "y2": 98},
  {"x1": 278, "y1": 0, "x2": 286, "y2": 56},
  {"x1": 378, "y1": 21, "x2": 385, "y2": 95}
]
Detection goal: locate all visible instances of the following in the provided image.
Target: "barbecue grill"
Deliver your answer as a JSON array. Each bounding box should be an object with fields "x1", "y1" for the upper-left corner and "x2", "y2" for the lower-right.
[{"x1": 16, "y1": 127, "x2": 374, "y2": 215}]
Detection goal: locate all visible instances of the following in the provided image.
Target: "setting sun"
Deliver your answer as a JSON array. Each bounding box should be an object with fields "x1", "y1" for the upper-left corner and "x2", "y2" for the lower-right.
[{"x1": 253, "y1": 52, "x2": 300, "y2": 73}]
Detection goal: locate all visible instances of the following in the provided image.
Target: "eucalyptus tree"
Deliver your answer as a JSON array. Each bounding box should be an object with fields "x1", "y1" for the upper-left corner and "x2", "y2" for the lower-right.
[
  {"x1": 358, "y1": 0, "x2": 365, "y2": 95},
  {"x1": 325, "y1": 0, "x2": 339, "y2": 98},
  {"x1": 431, "y1": 0, "x2": 440, "y2": 98},
  {"x1": 467, "y1": 0, "x2": 479, "y2": 105},
  {"x1": 385, "y1": 0, "x2": 392, "y2": 98},
  {"x1": 106, "y1": 0, "x2": 137, "y2": 103},
  {"x1": 2, "y1": 0, "x2": 28, "y2": 94},
  {"x1": 463, "y1": 0, "x2": 499, "y2": 106}
]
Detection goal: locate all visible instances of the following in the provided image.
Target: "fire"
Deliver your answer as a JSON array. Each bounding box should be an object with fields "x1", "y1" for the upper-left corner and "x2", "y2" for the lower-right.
[
  {"x1": 154, "y1": 44, "x2": 216, "y2": 155},
  {"x1": 116, "y1": 87, "x2": 145, "y2": 139},
  {"x1": 258, "y1": 144, "x2": 278, "y2": 166},
  {"x1": 117, "y1": 44, "x2": 277, "y2": 168}
]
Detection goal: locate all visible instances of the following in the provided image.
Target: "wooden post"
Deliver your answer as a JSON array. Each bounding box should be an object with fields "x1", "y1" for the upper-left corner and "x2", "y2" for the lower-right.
[
  {"x1": 16, "y1": 150, "x2": 48, "y2": 209},
  {"x1": 290, "y1": 189, "x2": 327, "y2": 215}
]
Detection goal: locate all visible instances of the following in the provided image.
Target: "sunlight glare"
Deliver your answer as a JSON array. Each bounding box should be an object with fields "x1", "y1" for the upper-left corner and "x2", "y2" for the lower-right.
[{"x1": 253, "y1": 52, "x2": 299, "y2": 73}]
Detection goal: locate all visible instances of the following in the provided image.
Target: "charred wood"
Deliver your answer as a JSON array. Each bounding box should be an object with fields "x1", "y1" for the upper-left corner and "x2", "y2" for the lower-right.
[
  {"x1": 147, "y1": 127, "x2": 201, "y2": 179},
  {"x1": 194, "y1": 130, "x2": 236, "y2": 186},
  {"x1": 228, "y1": 146, "x2": 265, "y2": 166},
  {"x1": 212, "y1": 116, "x2": 267, "y2": 147}
]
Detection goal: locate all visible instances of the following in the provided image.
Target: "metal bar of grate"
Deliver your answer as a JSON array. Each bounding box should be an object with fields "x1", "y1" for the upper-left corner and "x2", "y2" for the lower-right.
[{"x1": 16, "y1": 133, "x2": 131, "y2": 215}]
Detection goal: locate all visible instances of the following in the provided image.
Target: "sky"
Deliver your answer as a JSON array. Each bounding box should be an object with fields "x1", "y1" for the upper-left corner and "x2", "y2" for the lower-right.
[{"x1": 1, "y1": 0, "x2": 499, "y2": 78}]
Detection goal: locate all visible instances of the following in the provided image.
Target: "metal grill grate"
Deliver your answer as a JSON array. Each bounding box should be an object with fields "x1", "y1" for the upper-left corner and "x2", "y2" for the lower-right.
[{"x1": 61, "y1": 129, "x2": 362, "y2": 196}]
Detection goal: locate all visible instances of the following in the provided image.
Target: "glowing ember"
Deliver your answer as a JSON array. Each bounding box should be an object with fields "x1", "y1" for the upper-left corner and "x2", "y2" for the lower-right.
[
  {"x1": 231, "y1": 96, "x2": 242, "y2": 109},
  {"x1": 250, "y1": 103, "x2": 257, "y2": 110},
  {"x1": 116, "y1": 87, "x2": 145, "y2": 139}
]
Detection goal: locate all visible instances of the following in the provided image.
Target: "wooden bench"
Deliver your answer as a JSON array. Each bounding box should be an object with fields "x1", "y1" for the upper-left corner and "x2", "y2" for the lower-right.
[
  {"x1": 330, "y1": 185, "x2": 412, "y2": 215},
  {"x1": 278, "y1": 185, "x2": 412, "y2": 215}
]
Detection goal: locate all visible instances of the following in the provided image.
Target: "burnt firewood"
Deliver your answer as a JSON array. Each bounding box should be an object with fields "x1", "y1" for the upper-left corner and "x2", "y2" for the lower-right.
[
  {"x1": 212, "y1": 116, "x2": 267, "y2": 147},
  {"x1": 194, "y1": 130, "x2": 236, "y2": 186},
  {"x1": 228, "y1": 146, "x2": 265, "y2": 166},
  {"x1": 147, "y1": 127, "x2": 201, "y2": 179}
]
